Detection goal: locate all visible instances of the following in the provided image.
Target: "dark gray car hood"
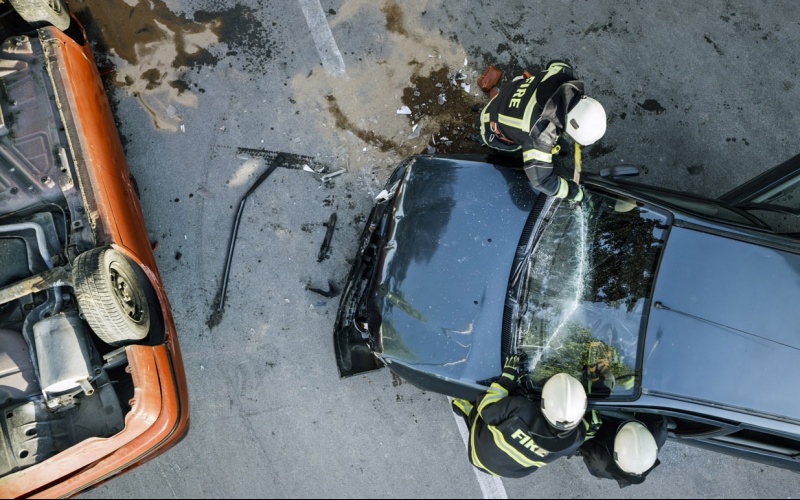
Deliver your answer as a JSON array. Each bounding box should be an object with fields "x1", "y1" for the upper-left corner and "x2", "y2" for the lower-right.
[{"x1": 375, "y1": 156, "x2": 536, "y2": 384}]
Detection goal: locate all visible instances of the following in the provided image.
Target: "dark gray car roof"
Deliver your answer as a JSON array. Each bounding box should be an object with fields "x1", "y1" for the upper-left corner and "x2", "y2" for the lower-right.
[{"x1": 643, "y1": 224, "x2": 800, "y2": 422}]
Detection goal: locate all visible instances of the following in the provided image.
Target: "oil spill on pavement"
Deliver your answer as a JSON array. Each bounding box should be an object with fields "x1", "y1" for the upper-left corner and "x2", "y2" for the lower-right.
[
  {"x1": 73, "y1": 0, "x2": 218, "y2": 131},
  {"x1": 74, "y1": 1, "x2": 277, "y2": 131},
  {"x1": 400, "y1": 66, "x2": 486, "y2": 155},
  {"x1": 192, "y1": 4, "x2": 279, "y2": 73},
  {"x1": 290, "y1": 0, "x2": 486, "y2": 179},
  {"x1": 637, "y1": 99, "x2": 666, "y2": 114}
]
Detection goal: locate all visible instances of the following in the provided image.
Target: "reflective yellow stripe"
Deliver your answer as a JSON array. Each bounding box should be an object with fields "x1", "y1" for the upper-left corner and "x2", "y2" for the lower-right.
[
  {"x1": 497, "y1": 114, "x2": 525, "y2": 129},
  {"x1": 523, "y1": 149, "x2": 552, "y2": 163},
  {"x1": 470, "y1": 418, "x2": 499, "y2": 476},
  {"x1": 554, "y1": 178, "x2": 570, "y2": 198},
  {"x1": 477, "y1": 382, "x2": 508, "y2": 415},
  {"x1": 452, "y1": 398, "x2": 473, "y2": 415},
  {"x1": 488, "y1": 426, "x2": 547, "y2": 468},
  {"x1": 520, "y1": 63, "x2": 566, "y2": 132},
  {"x1": 522, "y1": 89, "x2": 538, "y2": 132},
  {"x1": 544, "y1": 62, "x2": 568, "y2": 78}
]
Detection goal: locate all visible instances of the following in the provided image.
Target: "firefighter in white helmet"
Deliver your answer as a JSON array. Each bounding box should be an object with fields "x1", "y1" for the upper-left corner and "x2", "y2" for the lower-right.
[
  {"x1": 452, "y1": 354, "x2": 598, "y2": 478},
  {"x1": 577, "y1": 414, "x2": 668, "y2": 487},
  {"x1": 477, "y1": 60, "x2": 607, "y2": 203}
]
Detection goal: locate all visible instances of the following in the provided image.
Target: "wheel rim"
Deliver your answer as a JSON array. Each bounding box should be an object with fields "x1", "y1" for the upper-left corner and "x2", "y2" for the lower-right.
[{"x1": 109, "y1": 263, "x2": 146, "y2": 325}]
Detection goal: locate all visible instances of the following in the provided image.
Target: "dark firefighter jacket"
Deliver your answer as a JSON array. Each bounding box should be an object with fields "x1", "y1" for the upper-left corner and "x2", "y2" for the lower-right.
[
  {"x1": 479, "y1": 61, "x2": 584, "y2": 200},
  {"x1": 577, "y1": 413, "x2": 668, "y2": 488},
  {"x1": 465, "y1": 376, "x2": 591, "y2": 478}
]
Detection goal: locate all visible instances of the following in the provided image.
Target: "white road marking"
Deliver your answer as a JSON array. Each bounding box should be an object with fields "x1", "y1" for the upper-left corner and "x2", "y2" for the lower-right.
[
  {"x1": 297, "y1": 0, "x2": 346, "y2": 78},
  {"x1": 449, "y1": 398, "x2": 508, "y2": 499}
]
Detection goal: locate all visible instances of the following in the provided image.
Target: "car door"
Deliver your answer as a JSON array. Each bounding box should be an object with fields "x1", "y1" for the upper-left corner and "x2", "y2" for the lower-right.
[{"x1": 718, "y1": 152, "x2": 800, "y2": 234}]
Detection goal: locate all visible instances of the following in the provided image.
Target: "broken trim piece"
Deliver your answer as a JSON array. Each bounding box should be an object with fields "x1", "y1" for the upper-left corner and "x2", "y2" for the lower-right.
[{"x1": 317, "y1": 213, "x2": 337, "y2": 262}]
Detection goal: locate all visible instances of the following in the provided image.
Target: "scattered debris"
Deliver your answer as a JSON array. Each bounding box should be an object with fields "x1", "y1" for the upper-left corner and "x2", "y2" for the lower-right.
[
  {"x1": 317, "y1": 213, "x2": 337, "y2": 262},
  {"x1": 396, "y1": 106, "x2": 412, "y2": 115},
  {"x1": 235, "y1": 148, "x2": 327, "y2": 171},
  {"x1": 306, "y1": 279, "x2": 340, "y2": 298},
  {"x1": 399, "y1": 66, "x2": 486, "y2": 155},
  {"x1": 321, "y1": 169, "x2": 346, "y2": 183}
]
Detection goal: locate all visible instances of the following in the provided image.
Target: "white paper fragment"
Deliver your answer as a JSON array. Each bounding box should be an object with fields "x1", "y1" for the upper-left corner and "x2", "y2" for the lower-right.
[
  {"x1": 303, "y1": 165, "x2": 315, "y2": 172},
  {"x1": 180, "y1": 124, "x2": 186, "y2": 133},
  {"x1": 396, "y1": 106, "x2": 412, "y2": 115},
  {"x1": 461, "y1": 83, "x2": 471, "y2": 93},
  {"x1": 464, "y1": 57, "x2": 468, "y2": 66},
  {"x1": 438, "y1": 93, "x2": 446, "y2": 105},
  {"x1": 409, "y1": 124, "x2": 421, "y2": 139}
]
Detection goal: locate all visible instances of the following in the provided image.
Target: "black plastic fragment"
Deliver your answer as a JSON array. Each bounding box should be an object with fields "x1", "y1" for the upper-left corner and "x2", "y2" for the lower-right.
[{"x1": 317, "y1": 212, "x2": 337, "y2": 262}]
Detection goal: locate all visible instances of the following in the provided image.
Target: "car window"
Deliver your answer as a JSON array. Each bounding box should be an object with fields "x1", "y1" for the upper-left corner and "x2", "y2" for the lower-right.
[{"x1": 515, "y1": 191, "x2": 669, "y2": 399}]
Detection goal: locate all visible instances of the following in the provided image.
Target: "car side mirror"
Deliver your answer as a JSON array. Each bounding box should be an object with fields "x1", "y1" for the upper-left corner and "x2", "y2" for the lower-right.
[{"x1": 600, "y1": 165, "x2": 641, "y2": 178}]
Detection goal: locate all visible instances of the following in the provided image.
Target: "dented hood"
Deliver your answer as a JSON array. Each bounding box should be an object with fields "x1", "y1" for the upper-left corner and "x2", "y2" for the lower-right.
[{"x1": 375, "y1": 156, "x2": 536, "y2": 384}]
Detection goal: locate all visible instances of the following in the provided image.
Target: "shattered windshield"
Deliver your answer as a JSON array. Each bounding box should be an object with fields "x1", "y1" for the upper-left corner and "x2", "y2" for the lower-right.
[{"x1": 517, "y1": 191, "x2": 669, "y2": 398}]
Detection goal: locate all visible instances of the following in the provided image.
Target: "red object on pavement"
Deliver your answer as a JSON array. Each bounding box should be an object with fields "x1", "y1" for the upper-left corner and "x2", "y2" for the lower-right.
[{"x1": 478, "y1": 65, "x2": 502, "y2": 93}]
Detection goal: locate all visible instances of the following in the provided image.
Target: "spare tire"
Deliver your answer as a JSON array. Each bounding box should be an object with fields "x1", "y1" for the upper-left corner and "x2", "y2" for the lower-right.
[
  {"x1": 8, "y1": 0, "x2": 71, "y2": 31},
  {"x1": 72, "y1": 247, "x2": 150, "y2": 346}
]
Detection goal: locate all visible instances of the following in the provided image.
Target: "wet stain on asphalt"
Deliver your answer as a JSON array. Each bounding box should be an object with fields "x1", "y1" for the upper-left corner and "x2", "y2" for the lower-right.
[
  {"x1": 637, "y1": 99, "x2": 666, "y2": 114},
  {"x1": 326, "y1": 95, "x2": 395, "y2": 153},
  {"x1": 193, "y1": 4, "x2": 279, "y2": 73},
  {"x1": 325, "y1": 64, "x2": 487, "y2": 157},
  {"x1": 687, "y1": 165, "x2": 705, "y2": 175},
  {"x1": 703, "y1": 34, "x2": 725, "y2": 56},
  {"x1": 382, "y1": 0, "x2": 408, "y2": 37},
  {"x1": 399, "y1": 66, "x2": 485, "y2": 155},
  {"x1": 73, "y1": 0, "x2": 219, "y2": 70},
  {"x1": 73, "y1": 1, "x2": 278, "y2": 130},
  {"x1": 587, "y1": 143, "x2": 616, "y2": 160}
]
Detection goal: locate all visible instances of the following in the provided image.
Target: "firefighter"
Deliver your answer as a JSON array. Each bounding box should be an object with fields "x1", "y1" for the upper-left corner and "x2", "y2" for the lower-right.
[
  {"x1": 478, "y1": 60, "x2": 606, "y2": 202},
  {"x1": 577, "y1": 413, "x2": 668, "y2": 488},
  {"x1": 452, "y1": 355, "x2": 595, "y2": 478}
]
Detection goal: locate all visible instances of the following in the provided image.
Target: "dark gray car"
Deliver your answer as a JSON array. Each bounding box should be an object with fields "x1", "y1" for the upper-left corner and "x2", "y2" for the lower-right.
[{"x1": 334, "y1": 152, "x2": 800, "y2": 472}]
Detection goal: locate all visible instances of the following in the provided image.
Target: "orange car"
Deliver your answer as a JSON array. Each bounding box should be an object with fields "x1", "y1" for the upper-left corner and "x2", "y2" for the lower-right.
[{"x1": 0, "y1": 2, "x2": 189, "y2": 497}]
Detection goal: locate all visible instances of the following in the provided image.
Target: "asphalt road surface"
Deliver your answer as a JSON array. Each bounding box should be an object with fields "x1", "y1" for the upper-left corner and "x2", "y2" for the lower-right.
[{"x1": 73, "y1": 0, "x2": 800, "y2": 498}]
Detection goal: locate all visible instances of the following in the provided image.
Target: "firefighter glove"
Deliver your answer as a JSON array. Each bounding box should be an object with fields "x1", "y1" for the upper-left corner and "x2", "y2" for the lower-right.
[
  {"x1": 571, "y1": 185, "x2": 585, "y2": 204},
  {"x1": 585, "y1": 362, "x2": 608, "y2": 382},
  {"x1": 502, "y1": 354, "x2": 521, "y2": 381}
]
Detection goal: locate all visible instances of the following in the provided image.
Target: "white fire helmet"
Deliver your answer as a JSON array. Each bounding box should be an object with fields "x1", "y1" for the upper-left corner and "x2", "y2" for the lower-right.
[
  {"x1": 614, "y1": 420, "x2": 658, "y2": 475},
  {"x1": 540, "y1": 373, "x2": 587, "y2": 431},
  {"x1": 565, "y1": 96, "x2": 607, "y2": 146}
]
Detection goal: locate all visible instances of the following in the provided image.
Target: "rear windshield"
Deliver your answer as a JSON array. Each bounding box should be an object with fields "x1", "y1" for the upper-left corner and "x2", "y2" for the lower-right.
[{"x1": 516, "y1": 191, "x2": 669, "y2": 398}]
